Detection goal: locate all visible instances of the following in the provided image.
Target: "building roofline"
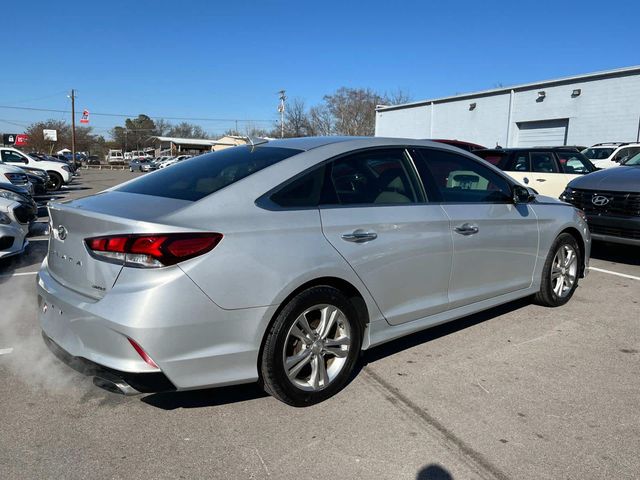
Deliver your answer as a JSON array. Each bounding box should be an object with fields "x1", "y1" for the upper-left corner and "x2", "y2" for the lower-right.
[{"x1": 376, "y1": 65, "x2": 640, "y2": 112}]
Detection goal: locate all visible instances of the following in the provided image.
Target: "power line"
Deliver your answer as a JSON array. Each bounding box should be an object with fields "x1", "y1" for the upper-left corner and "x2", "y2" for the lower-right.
[{"x1": 0, "y1": 104, "x2": 275, "y2": 123}]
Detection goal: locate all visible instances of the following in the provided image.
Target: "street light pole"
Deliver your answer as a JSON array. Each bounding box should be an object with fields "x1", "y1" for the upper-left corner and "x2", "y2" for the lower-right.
[
  {"x1": 278, "y1": 90, "x2": 286, "y2": 138},
  {"x1": 70, "y1": 89, "x2": 76, "y2": 163}
]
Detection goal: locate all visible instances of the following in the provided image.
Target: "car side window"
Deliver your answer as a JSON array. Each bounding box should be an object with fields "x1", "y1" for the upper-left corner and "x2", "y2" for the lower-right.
[
  {"x1": 323, "y1": 149, "x2": 422, "y2": 206},
  {"x1": 511, "y1": 153, "x2": 529, "y2": 171},
  {"x1": 1, "y1": 150, "x2": 27, "y2": 164},
  {"x1": 530, "y1": 152, "x2": 558, "y2": 173},
  {"x1": 414, "y1": 148, "x2": 512, "y2": 203},
  {"x1": 556, "y1": 152, "x2": 593, "y2": 174},
  {"x1": 270, "y1": 165, "x2": 327, "y2": 208}
]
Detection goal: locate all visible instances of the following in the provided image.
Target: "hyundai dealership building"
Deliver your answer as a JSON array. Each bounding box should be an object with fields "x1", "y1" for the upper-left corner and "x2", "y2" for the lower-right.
[{"x1": 375, "y1": 65, "x2": 640, "y2": 148}]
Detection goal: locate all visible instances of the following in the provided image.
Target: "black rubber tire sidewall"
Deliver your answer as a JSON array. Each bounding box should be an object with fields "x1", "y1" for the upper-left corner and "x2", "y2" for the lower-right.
[
  {"x1": 260, "y1": 286, "x2": 362, "y2": 407},
  {"x1": 47, "y1": 172, "x2": 62, "y2": 191},
  {"x1": 535, "y1": 233, "x2": 581, "y2": 307}
]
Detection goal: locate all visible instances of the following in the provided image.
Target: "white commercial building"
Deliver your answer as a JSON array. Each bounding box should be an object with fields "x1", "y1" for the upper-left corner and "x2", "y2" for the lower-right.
[{"x1": 375, "y1": 65, "x2": 640, "y2": 148}]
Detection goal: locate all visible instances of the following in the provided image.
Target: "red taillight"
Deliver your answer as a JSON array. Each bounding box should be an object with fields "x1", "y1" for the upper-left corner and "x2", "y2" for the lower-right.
[
  {"x1": 127, "y1": 337, "x2": 159, "y2": 369},
  {"x1": 85, "y1": 232, "x2": 222, "y2": 268}
]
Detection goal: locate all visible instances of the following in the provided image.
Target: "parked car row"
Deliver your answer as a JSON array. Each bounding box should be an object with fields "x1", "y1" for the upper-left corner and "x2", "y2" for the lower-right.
[
  {"x1": 129, "y1": 155, "x2": 193, "y2": 172},
  {"x1": 1, "y1": 147, "x2": 75, "y2": 191}
]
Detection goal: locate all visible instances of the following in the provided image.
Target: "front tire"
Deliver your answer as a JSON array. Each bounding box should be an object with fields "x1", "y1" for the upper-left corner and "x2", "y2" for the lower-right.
[
  {"x1": 47, "y1": 172, "x2": 63, "y2": 191},
  {"x1": 260, "y1": 286, "x2": 362, "y2": 406},
  {"x1": 535, "y1": 233, "x2": 581, "y2": 307}
]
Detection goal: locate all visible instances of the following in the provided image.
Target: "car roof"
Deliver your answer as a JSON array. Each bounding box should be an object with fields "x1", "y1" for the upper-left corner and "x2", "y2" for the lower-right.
[
  {"x1": 476, "y1": 147, "x2": 580, "y2": 153},
  {"x1": 254, "y1": 136, "x2": 481, "y2": 153}
]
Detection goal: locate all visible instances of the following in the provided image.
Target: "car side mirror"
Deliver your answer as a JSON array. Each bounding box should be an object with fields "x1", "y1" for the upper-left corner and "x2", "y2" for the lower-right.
[{"x1": 512, "y1": 185, "x2": 536, "y2": 204}]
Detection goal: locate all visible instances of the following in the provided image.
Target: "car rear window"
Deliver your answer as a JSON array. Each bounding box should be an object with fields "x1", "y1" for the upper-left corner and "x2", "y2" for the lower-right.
[
  {"x1": 117, "y1": 146, "x2": 302, "y2": 201},
  {"x1": 473, "y1": 151, "x2": 509, "y2": 168}
]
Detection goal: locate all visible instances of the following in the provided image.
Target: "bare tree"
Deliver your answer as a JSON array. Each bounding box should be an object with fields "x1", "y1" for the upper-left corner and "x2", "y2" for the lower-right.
[
  {"x1": 324, "y1": 87, "x2": 384, "y2": 136},
  {"x1": 307, "y1": 104, "x2": 333, "y2": 136},
  {"x1": 284, "y1": 98, "x2": 310, "y2": 137}
]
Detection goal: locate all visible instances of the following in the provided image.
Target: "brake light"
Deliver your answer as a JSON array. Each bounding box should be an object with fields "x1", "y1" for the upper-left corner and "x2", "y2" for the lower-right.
[{"x1": 85, "y1": 232, "x2": 222, "y2": 268}]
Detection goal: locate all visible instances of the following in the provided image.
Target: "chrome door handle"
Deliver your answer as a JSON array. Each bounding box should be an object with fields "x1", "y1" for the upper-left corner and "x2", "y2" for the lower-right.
[
  {"x1": 341, "y1": 230, "x2": 378, "y2": 243},
  {"x1": 454, "y1": 223, "x2": 479, "y2": 236}
]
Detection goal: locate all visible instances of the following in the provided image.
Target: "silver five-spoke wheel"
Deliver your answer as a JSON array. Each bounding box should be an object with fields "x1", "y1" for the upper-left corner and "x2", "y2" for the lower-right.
[
  {"x1": 551, "y1": 244, "x2": 578, "y2": 298},
  {"x1": 283, "y1": 304, "x2": 351, "y2": 391}
]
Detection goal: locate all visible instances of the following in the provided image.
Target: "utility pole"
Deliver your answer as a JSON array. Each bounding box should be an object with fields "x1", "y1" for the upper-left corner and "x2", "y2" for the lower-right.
[
  {"x1": 69, "y1": 89, "x2": 76, "y2": 163},
  {"x1": 278, "y1": 90, "x2": 286, "y2": 138}
]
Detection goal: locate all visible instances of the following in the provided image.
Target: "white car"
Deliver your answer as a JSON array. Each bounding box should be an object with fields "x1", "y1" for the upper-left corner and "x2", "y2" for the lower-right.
[
  {"x1": 158, "y1": 155, "x2": 192, "y2": 169},
  {"x1": 0, "y1": 147, "x2": 73, "y2": 190},
  {"x1": 0, "y1": 196, "x2": 29, "y2": 259},
  {"x1": 582, "y1": 143, "x2": 640, "y2": 169},
  {"x1": 0, "y1": 162, "x2": 34, "y2": 195},
  {"x1": 475, "y1": 147, "x2": 597, "y2": 198}
]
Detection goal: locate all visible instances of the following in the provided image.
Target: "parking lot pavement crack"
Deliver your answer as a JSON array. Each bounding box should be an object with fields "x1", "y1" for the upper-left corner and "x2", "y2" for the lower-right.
[{"x1": 362, "y1": 367, "x2": 510, "y2": 480}]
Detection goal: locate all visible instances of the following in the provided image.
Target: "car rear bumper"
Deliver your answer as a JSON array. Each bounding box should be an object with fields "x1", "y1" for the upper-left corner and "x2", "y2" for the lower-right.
[
  {"x1": 43, "y1": 333, "x2": 176, "y2": 393},
  {"x1": 586, "y1": 214, "x2": 640, "y2": 246},
  {"x1": 37, "y1": 260, "x2": 274, "y2": 392}
]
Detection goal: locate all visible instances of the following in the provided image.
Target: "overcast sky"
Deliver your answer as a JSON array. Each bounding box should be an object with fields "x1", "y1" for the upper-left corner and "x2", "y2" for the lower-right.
[{"x1": 1, "y1": 0, "x2": 638, "y2": 137}]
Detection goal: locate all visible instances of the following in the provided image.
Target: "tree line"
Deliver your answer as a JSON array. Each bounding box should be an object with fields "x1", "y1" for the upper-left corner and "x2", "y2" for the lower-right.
[{"x1": 20, "y1": 86, "x2": 411, "y2": 154}]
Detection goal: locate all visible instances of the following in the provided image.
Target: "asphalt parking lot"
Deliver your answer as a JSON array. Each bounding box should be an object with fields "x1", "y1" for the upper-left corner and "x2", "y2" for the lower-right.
[{"x1": 1, "y1": 169, "x2": 638, "y2": 480}]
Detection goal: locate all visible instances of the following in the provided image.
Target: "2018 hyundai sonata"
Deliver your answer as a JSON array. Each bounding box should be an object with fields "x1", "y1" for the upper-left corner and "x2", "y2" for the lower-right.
[{"x1": 38, "y1": 137, "x2": 590, "y2": 406}]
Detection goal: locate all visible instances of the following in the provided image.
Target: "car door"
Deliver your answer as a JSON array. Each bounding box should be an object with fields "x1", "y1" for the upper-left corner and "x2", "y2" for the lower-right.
[
  {"x1": 1, "y1": 149, "x2": 29, "y2": 166},
  {"x1": 318, "y1": 148, "x2": 453, "y2": 326},
  {"x1": 413, "y1": 147, "x2": 539, "y2": 309}
]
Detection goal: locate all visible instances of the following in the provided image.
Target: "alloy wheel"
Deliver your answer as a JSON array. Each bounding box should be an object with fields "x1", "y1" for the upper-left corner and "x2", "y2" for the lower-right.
[
  {"x1": 282, "y1": 304, "x2": 351, "y2": 391},
  {"x1": 551, "y1": 244, "x2": 578, "y2": 298}
]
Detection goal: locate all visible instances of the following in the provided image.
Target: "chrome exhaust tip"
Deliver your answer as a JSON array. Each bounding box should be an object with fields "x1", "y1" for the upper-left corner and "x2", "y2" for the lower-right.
[{"x1": 93, "y1": 375, "x2": 140, "y2": 396}]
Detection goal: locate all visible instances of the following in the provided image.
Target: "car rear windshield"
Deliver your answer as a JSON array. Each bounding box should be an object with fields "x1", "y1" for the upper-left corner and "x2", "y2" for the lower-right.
[
  {"x1": 473, "y1": 150, "x2": 509, "y2": 168},
  {"x1": 116, "y1": 146, "x2": 302, "y2": 201}
]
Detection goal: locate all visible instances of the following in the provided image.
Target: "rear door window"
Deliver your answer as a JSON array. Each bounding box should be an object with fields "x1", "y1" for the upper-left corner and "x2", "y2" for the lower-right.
[
  {"x1": 530, "y1": 152, "x2": 559, "y2": 173},
  {"x1": 323, "y1": 149, "x2": 423, "y2": 206},
  {"x1": 555, "y1": 151, "x2": 594, "y2": 174},
  {"x1": 117, "y1": 146, "x2": 302, "y2": 201}
]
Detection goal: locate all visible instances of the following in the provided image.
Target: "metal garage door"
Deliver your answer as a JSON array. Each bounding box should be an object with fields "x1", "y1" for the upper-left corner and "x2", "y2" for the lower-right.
[{"x1": 516, "y1": 119, "x2": 568, "y2": 147}]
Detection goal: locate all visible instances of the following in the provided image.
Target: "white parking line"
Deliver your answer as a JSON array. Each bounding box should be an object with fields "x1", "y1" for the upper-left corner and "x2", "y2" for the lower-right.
[
  {"x1": 0, "y1": 348, "x2": 13, "y2": 355},
  {"x1": 0, "y1": 271, "x2": 38, "y2": 278},
  {"x1": 589, "y1": 267, "x2": 640, "y2": 281}
]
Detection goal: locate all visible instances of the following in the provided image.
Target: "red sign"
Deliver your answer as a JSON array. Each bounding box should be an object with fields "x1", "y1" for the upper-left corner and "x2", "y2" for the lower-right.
[
  {"x1": 14, "y1": 134, "x2": 29, "y2": 146},
  {"x1": 80, "y1": 109, "x2": 90, "y2": 124}
]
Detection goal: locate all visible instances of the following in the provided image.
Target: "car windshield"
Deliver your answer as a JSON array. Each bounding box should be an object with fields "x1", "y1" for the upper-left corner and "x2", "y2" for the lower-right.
[
  {"x1": 116, "y1": 145, "x2": 302, "y2": 201},
  {"x1": 623, "y1": 152, "x2": 640, "y2": 166},
  {"x1": 582, "y1": 148, "x2": 615, "y2": 159}
]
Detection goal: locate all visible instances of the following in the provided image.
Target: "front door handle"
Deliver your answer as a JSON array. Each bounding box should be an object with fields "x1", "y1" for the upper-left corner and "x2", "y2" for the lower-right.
[
  {"x1": 341, "y1": 229, "x2": 378, "y2": 243},
  {"x1": 535, "y1": 178, "x2": 547, "y2": 182},
  {"x1": 454, "y1": 223, "x2": 479, "y2": 236}
]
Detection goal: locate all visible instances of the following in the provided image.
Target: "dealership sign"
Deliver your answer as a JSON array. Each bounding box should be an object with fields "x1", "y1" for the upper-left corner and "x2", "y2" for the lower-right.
[
  {"x1": 80, "y1": 109, "x2": 90, "y2": 124},
  {"x1": 43, "y1": 129, "x2": 58, "y2": 141},
  {"x1": 2, "y1": 133, "x2": 28, "y2": 146}
]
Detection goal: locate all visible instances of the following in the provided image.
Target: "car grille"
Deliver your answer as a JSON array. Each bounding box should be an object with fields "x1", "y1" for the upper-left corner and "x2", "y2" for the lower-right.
[
  {"x1": 589, "y1": 225, "x2": 640, "y2": 240},
  {"x1": 13, "y1": 204, "x2": 35, "y2": 224},
  {"x1": 566, "y1": 189, "x2": 640, "y2": 217}
]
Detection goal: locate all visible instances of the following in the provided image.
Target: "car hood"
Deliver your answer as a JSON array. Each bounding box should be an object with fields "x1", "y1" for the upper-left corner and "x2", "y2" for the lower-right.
[
  {"x1": 0, "y1": 163, "x2": 28, "y2": 174},
  {"x1": 568, "y1": 166, "x2": 640, "y2": 192}
]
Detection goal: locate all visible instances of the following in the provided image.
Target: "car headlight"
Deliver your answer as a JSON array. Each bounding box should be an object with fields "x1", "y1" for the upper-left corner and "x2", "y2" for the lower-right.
[
  {"x1": 61, "y1": 165, "x2": 71, "y2": 172},
  {"x1": 559, "y1": 187, "x2": 574, "y2": 202},
  {"x1": 0, "y1": 211, "x2": 11, "y2": 225},
  {"x1": 0, "y1": 190, "x2": 27, "y2": 203}
]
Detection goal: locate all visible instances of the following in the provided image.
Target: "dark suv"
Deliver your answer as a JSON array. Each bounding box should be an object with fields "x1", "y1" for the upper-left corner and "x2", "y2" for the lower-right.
[{"x1": 473, "y1": 147, "x2": 596, "y2": 198}]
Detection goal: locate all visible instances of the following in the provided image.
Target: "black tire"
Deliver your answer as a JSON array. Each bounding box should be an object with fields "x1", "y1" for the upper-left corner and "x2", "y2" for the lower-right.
[
  {"x1": 47, "y1": 172, "x2": 63, "y2": 191},
  {"x1": 534, "y1": 233, "x2": 581, "y2": 307},
  {"x1": 260, "y1": 286, "x2": 363, "y2": 406}
]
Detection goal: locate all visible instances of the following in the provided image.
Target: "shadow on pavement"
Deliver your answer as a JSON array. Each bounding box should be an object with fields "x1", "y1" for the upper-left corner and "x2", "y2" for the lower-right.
[
  {"x1": 360, "y1": 297, "x2": 531, "y2": 367},
  {"x1": 590, "y1": 241, "x2": 640, "y2": 266},
  {"x1": 141, "y1": 383, "x2": 269, "y2": 410},
  {"x1": 416, "y1": 464, "x2": 454, "y2": 480}
]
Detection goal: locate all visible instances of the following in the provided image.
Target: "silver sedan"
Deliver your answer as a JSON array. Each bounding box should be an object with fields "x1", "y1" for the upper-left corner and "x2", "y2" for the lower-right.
[{"x1": 37, "y1": 137, "x2": 590, "y2": 406}]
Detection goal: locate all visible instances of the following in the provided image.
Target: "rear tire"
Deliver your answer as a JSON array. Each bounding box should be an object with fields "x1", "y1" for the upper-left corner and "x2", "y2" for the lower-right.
[
  {"x1": 260, "y1": 286, "x2": 362, "y2": 406},
  {"x1": 47, "y1": 172, "x2": 63, "y2": 191},
  {"x1": 534, "y1": 233, "x2": 581, "y2": 307}
]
